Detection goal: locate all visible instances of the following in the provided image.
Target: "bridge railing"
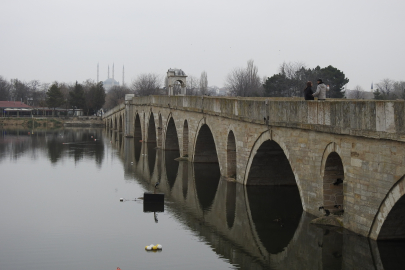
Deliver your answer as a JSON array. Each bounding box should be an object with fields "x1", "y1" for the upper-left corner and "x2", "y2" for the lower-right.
[
  {"x1": 107, "y1": 95, "x2": 405, "y2": 141},
  {"x1": 103, "y1": 103, "x2": 125, "y2": 119}
]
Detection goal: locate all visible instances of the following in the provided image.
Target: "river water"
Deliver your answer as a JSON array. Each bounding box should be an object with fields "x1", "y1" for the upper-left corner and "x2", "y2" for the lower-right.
[{"x1": 0, "y1": 128, "x2": 403, "y2": 270}]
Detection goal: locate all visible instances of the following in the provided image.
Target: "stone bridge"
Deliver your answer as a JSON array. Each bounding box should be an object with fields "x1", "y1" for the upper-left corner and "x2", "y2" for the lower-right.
[{"x1": 103, "y1": 95, "x2": 405, "y2": 240}]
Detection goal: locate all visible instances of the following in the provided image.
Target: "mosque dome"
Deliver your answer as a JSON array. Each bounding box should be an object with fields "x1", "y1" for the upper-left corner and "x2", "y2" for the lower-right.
[{"x1": 103, "y1": 78, "x2": 120, "y2": 90}]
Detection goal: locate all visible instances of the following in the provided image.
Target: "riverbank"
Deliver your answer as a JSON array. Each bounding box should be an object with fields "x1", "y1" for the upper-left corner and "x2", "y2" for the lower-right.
[{"x1": 0, "y1": 117, "x2": 104, "y2": 128}]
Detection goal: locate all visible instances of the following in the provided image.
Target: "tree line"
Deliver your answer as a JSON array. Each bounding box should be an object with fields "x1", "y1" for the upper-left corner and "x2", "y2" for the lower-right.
[
  {"x1": 2, "y1": 61, "x2": 402, "y2": 114},
  {"x1": 0, "y1": 76, "x2": 105, "y2": 115},
  {"x1": 373, "y1": 79, "x2": 405, "y2": 100},
  {"x1": 225, "y1": 60, "x2": 349, "y2": 98}
]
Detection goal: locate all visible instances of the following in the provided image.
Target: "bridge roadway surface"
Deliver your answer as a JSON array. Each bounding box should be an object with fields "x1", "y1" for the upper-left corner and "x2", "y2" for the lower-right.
[{"x1": 103, "y1": 95, "x2": 405, "y2": 241}]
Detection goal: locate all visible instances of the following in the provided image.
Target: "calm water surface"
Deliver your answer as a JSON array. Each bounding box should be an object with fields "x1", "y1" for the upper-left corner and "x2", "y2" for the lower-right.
[{"x1": 0, "y1": 128, "x2": 403, "y2": 270}]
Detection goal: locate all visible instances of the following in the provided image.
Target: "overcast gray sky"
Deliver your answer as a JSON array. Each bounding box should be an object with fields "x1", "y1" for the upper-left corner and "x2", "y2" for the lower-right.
[{"x1": 1, "y1": 0, "x2": 404, "y2": 90}]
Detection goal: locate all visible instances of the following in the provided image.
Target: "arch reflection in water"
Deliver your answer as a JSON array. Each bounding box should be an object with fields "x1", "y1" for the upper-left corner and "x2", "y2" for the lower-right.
[
  {"x1": 194, "y1": 163, "x2": 220, "y2": 212},
  {"x1": 378, "y1": 240, "x2": 405, "y2": 270},
  {"x1": 246, "y1": 185, "x2": 302, "y2": 254},
  {"x1": 147, "y1": 142, "x2": 156, "y2": 177},
  {"x1": 225, "y1": 181, "x2": 236, "y2": 228},
  {"x1": 134, "y1": 139, "x2": 142, "y2": 163},
  {"x1": 164, "y1": 149, "x2": 180, "y2": 191},
  {"x1": 182, "y1": 161, "x2": 188, "y2": 199}
]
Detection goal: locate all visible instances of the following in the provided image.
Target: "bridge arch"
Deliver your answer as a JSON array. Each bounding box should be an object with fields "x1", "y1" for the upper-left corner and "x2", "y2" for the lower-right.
[
  {"x1": 193, "y1": 121, "x2": 219, "y2": 163},
  {"x1": 243, "y1": 130, "x2": 305, "y2": 209},
  {"x1": 320, "y1": 142, "x2": 345, "y2": 213},
  {"x1": 183, "y1": 120, "x2": 189, "y2": 157},
  {"x1": 134, "y1": 113, "x2": 142, "y2": 139},
  {"x1": 227, "y1": 130, "x2": 237, "y2": 178},
  {"x1": 147, "y1": 112, "x2": 157, "y2": 143},
  {"x1": 369, "y1": 175, "x2": 405, "y2": 240},
  {"x1": 165, "y1": 115, "x2": 180, "y2": 151},
  {"x1": 118, "y1": 114, "x2": 123, "y2": 132},
  {"x1": 157, "y1": 113, "x2": 163, "y2": 148}
]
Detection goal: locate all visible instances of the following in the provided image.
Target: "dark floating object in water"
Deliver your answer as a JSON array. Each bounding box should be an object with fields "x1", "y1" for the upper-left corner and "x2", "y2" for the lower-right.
[
  {"x1": 333, "y1": 178, "x2": 343, "y2": 186},
  {"x1": 119, "y1": 198, "x2": 137, "y2": 202},
  {"x1": 143, "y1": 192, "x2": 164, "y2": 213}
]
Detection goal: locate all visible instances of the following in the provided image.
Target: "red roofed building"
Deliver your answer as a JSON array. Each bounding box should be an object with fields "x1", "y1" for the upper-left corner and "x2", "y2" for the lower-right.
[{"x1": 0, "y1": 101, "x2": 32, "y2": 117}]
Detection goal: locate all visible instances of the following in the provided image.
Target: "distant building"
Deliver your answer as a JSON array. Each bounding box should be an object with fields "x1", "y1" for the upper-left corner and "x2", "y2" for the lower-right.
[
  {"x1": 0, "y1": 101, "x2": 84, "y2": 117},
  {"x1": 102, "y1": 64, "x2": 120, "y2": 91},
  {"x1": 103, "y1": 78, "x2": 120, "y2": 91},
  {"x1": 345, "y1": 89, "x2": 374, "y2": 99},
  {"x1": 0, "y1": 101, "x2": 32, "y2": 117}
]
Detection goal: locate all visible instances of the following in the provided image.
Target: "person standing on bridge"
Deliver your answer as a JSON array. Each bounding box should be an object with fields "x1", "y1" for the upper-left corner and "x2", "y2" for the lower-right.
[
  {"x1": 312, "y1": 79, "x2": 329, "y2": 100},
  {"x1": 304, "y1": 81, "x2": 314, "y2": 100}
]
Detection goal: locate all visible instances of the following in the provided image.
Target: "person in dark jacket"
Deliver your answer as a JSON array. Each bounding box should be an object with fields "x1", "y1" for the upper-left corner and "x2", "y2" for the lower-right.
[{"x1": 304, "y1": 81, "x2": 314, "y2": 100}]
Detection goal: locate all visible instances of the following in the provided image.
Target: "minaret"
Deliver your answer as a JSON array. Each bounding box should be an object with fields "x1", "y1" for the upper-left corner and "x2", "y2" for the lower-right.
[
  {"x1": 113, "y1": 63, "x2": 115, "y2": 82},
  {"x1": 122, "y1": 65, "x2": 125, "y2": 86},
  {"x1": 108, "y1": 65, "x2": 110, "y2": 79},
  {"x1": 97, "y1": 63, "x2": 99, "y2": 82}
]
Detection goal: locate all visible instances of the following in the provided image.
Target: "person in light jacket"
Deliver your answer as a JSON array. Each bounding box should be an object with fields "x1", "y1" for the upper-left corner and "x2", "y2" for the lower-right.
[{"x1": 312, "y1": 79, "x2": 329, "y2": 100}]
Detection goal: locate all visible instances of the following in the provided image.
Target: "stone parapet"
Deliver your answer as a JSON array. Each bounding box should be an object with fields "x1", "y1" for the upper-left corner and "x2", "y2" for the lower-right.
[{"x1": 125, "y1": 96, "x2": 405, "y2": 142}]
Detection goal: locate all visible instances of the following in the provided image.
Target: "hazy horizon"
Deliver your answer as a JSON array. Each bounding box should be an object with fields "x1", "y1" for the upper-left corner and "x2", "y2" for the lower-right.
[{"x1": 1, "y1": 0, "x2": 404, "y2": 91}]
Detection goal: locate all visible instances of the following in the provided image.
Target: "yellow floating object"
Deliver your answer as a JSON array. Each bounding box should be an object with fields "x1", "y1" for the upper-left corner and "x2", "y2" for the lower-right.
[{"x1": 145, "y1": 244, "x2": 162, "y2": 251}]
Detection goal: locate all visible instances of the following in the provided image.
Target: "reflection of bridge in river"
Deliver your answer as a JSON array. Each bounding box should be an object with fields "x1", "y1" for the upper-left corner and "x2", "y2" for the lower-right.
[{"x1": 108, "y1": 130, "x2": 396, "y2": 270}]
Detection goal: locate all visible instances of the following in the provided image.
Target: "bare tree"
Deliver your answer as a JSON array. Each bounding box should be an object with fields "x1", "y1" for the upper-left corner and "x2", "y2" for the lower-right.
[
  {"x1": 132, "y1": 73, "x2": 161, "y2": 96},
  {"x1": 199, "y1": 71, "x2": 208, "y2": 95},
  {"x1": 103, "y1": 86, "x2": 127, "y2": 110},
  {"x1": 226, "y1": 60, "x2": 261, "y2": 97},
  {"x1": 393, "y1": 81, "x2": 405, "y2": 99},
  {"x1": 278, "y1": 61, "x2": 308, "y2": 97},
  {"x1": 352, "y1": 85, "x2": 366, "y2": 99},
  {"x1": 36, "y1": 83, "x2": 50, "y2": 107},
  {"x1": 0, "y1": 76, "x2": 11, "y2": 101},
  {"x1": 376, "y1": 78, "x2": 395, "y2": 99},
  {"x1": 10, "y1": 79, "x2": 30, "y2": 102},
  {"x1": 186, "y1": 75, "x2": 199, "y2": 96}
]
